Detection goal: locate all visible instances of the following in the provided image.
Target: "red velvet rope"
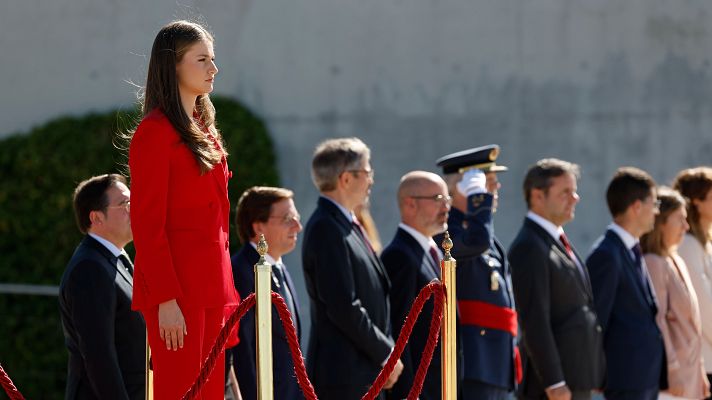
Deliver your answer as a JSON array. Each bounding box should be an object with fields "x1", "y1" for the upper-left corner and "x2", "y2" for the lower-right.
[
  {"x1": 0, "y1": 281, "x2": 444, "y2": 400},
  {"x1": 183, "y1": 281, "x2": 446, "y2": 400},
  {"x1": 360, "y1": 280, "x2": 445, "y2": 400},
  {"x1": 271, "y1": 292, "x2": 318, "y2": 400},
  {"x1": 0, "y1": 363, "x2": 25, "y2": 400},
  {"x1": 181, "y1": 293, "x2": 256, "y2": 400},
  {"x1": 406, "y1": 281, "x2": 445, "y2": 400}
]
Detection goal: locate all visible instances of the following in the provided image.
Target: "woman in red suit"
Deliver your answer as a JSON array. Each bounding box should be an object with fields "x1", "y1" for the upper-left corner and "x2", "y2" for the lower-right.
[{"x1": 128, "y1": 20, "x2": 240, "y2": 399}]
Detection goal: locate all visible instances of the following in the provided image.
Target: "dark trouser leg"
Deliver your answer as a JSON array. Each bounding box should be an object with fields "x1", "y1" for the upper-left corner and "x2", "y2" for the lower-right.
[
  {"x1": 570, "y1": 390, "x2": 592, "y2": 400},
  {"x1": 462, "y1": 379, "x2": 511, "y2": 400},
  {"x1": 604, "y1": 388, "x2": 659, "y2": 400}
]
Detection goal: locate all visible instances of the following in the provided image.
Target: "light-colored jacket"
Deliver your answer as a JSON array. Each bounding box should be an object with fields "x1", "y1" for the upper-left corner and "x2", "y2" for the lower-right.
[
  {"x1": 677, "y1": 233, "x2": 712, "y2": 373},
  {"x1": 645, "y1": 252, "x2": 710, "y2": 399}
]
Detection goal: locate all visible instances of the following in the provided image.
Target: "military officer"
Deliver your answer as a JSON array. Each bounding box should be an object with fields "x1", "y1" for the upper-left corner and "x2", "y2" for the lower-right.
[{"x1": 435, "y1": 145, "x2": 520, "y2": 400}]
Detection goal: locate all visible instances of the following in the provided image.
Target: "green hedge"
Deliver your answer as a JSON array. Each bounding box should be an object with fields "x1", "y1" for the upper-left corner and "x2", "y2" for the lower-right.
[{"x1": 0, "y1": 96, "x2": 279, "y2": 398}]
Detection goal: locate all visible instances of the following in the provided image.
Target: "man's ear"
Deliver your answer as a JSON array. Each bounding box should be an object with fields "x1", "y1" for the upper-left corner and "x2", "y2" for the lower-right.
[
  {"x1": 631, "y1": 199, "x2": 643, "y2": 215},
  {"x1": 530, "y1": 188, "x2": 544, "y2": 205},
  {"x1": 252, "y1": 221, "x2": 264, "y2": 236},
  {"x1": 89, "y1": 210, "x2": 104, "y2": 226},
  {"x1": 404, "y1": 196, "x2": 417, "y2": 212},
  {"x1": 338, "y1": 171, "x2": 351, "y2": 188}
]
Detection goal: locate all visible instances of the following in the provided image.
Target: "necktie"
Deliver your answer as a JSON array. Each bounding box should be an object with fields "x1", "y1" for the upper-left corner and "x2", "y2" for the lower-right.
[
  {"x1": 117, "y1": 253, "x2": 134, "y2": 276},
  {"x1": 631, "y1": 243, "x2": 649, "y2": 289},
  {"x1": 559, "y1": 233, "x2": 576, "y2": 262},
  {"x1": 428, "y1": 245, "x2": 441, "y2": 278},
  {"x1": 559, "y1": 233, "x2": 586, "y2": 281},
  {"x1": 352, "y1": 219, "x2": 375, "y2": 254},
  {"x1": 273, "y1": 263, "x2": 297, "y2": 325}
]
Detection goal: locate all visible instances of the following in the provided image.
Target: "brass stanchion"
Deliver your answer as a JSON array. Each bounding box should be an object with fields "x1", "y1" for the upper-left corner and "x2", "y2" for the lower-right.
[
  {"x1": 440, "y1": 231, "x2": 457, "y2": 399},
  {"x1": 254, "y1": 234, "x2": 274, "y2": 400},
  {"x1": 146, "y1": 334, "x2": 153, "y2": 400}
]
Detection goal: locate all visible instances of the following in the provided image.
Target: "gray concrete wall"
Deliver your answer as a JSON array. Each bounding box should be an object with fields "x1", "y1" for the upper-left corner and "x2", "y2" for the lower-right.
[{"x1": 3, "y1": 0, "x2": 712, "y2": 342}]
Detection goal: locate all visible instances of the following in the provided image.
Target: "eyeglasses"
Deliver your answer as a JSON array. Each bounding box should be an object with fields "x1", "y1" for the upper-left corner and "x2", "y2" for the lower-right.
[
  {"x1": 268, "y1": 213, "x2": 301, "y2": 225},
  {"x1": 347, "y1": 169, "x2": 374, "y2": 179},
  {"x1": 410, "y1": 194, "x2": 452, "y2": 205},
  {"x1": 106, "y1": 200, "x2": 130, "y2": 212}
]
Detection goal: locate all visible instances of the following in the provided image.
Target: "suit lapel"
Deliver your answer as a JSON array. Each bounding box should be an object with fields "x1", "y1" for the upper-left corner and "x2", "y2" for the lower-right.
[
  {"x1": 319, "y1": 198, "x2": 391, "y2": 290},
  {"x1": 524, "y1": 219, "x2": 591, "y2": 298},
  {"x1": 396, "y1": 228, "x2": 439, "y2": 281},
  {"x1": 282, "y1": 270, "x2": 302, "y2": 335},
  {"x1": 209, "y1": 158, "x2": 229, "y2": 200},
  {"x1": 244, "y1": 245, "x2": 302, "y2": 337},
  {"x1": 83, "y1": 236, "x2": 133, "y2": 286},
  {"x1": 605, "y1": 230, "x2": 656, "y2": 310}
]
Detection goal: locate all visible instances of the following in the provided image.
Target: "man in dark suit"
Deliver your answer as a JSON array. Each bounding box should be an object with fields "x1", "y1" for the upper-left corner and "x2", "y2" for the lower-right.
[
  {"x1": 59, "y1": 174, "x2": 146, "y2": 399},
  {"x1": 381, "y1": 171, "x2": 450, "y2": 400},
  {"x1": 435, "y1": 145, "x2": 519, "y2": 400},
  {"x1": 508, "y1": 159, "x2": 605, "y2": 400},
  {"x1": 302, "y1": 137, "x2": 403, "y2": 400},
  {"x1": 586, "y1": 167, "x2": 664, "y2": 400},
  {"x1": 227, "y1": 186, "x2": 304, "y2": 400}
]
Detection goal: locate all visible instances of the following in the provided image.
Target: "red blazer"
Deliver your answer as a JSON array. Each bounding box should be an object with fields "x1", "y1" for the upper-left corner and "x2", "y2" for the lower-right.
[{"x1": 129, "y1": 109, "x2": 239, "y2": 311}]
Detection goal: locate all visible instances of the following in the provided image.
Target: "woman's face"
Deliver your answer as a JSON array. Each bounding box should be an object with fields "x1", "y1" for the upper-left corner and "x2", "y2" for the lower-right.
[
  {"x1": 176, "y1": 39, "x2": 218, "y2": 99},
  {"x1": 693, "y1": 188, "x2": 712, "y2": 223},
  {"x1": 661, "y1": 206, "x2": 689, "y2": 250}
]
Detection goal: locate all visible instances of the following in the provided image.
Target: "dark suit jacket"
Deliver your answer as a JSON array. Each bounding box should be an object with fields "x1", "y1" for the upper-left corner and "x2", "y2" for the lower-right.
[
  {"x1": 302, "y1": 197, "x2": 394, "y2": 400},
  {"x1": 381, "y1": 227, "x2": 441, "y2": 400},
  {"x1": 508, "y1": 218, "x2": 605, "y2": 398},
  {"x1": 441, "y1": 194, "x2": 517, "y2": 391},
  {"x1": 227, "y1": 244, "x2": 303, "y2": 400},
  {"x1": 59, "y1": 235, "x2": 146, "y2": 400},
  {"x1": 586, "y1": 229, "x2": 665, "y2": 391}
]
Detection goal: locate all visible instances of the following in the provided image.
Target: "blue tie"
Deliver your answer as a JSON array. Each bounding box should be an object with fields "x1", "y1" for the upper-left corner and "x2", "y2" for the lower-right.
[
  {"x1": 273, "y1": 263, "x2": 297, "y2": 325},
  {"x1": 631, "y1": 243, "x2": 647, "y2": 287}
]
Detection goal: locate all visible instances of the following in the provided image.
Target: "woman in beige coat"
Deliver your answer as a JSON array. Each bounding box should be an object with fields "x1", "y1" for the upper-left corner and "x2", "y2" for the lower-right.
[
  {"x1": 675, "y1": 167, "x2": 712, "y2": 400},
  {"x1": 642, "y1": 187, "x2": 710, "y2": 400}
]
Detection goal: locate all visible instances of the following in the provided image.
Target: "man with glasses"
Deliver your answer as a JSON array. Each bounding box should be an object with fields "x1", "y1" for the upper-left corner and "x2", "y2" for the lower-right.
[
  {"x1": 586, "y1": 167, "x2": 664, "y2": 400},
  {"x1": 227, "y1": 186, "x2": 304, "y2": 400},
  {"x1": 59, "y1": 174, "x2": 146, "y2": 399},
  {"x1": 435, "y1": 144, "x2": 518, "y2": 400},
  {"x1": 381, "y1": 171, "x2": 451, "y2": 400},
  {"x1": 302, "y1": 137, "x2": 403, "y2": 400}
]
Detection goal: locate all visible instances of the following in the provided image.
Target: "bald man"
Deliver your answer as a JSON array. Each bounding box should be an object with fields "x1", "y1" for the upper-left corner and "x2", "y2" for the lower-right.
[{"x1": 381, "y1": 171, "x2": 451, "y2": 400}]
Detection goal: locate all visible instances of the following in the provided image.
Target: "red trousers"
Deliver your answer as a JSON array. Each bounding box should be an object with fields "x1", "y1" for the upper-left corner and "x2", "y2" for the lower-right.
[{"x1": 144, "y1": 305, "x2": 226, "y2": 399}]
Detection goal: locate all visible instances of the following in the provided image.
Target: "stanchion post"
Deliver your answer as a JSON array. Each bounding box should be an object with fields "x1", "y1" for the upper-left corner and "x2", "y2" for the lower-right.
[
  {"x1": 440, "y1": 231, "x2": 457, "y2": 399},
  {"x1": 146, "y1": 334, "x2": 153, "y2": 400},
  {"x1": 254, "y1": 234, "x2": 274, "y2": 400}
]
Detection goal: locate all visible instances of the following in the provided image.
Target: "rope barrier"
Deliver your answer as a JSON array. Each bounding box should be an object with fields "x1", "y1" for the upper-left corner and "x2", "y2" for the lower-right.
[
  {"x1": 0, "y1": 280, "x2": 446, "y2": 400},
  {"x1": 272, "y1": 292, "x2": 318, "y2": 400},
  {"x1": 183, "y1": 280, "x2": 446, "y2": 400},
  {"x1": 360, "y1": 280, "x2": 445, "y2": 400},
  {"x1": 181, "y1": 293, "x2": 256, "y2": 400},
  {"x1": 0, "y1": 363, "x2": 25, "y2": 400}
]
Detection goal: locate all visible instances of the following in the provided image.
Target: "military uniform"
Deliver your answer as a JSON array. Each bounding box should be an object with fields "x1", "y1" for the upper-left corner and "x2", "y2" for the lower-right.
[{"x1": 436, "y1": 145, "x2": 520, "y2": 400}]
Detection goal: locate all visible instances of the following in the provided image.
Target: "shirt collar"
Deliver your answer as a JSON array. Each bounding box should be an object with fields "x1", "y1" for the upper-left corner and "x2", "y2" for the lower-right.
[
  {"x1": 526, "y1": 211, "x2": 566, "y2": 241},
  {"x1": 608, "y1": 222, "x2": 638, "y2": 249},
  {"x1": 398, "y1": 223, "x2": 438, "y2": 253},
  {"x1": 320, "y1": 195, "x2": 355, "y2": 223},
  {"x1": 88, "y1": 232, "x2": 123, "y2": 258},
  {"x1": 249, "y1": 241, "x2": 282, "y2": 265}
]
